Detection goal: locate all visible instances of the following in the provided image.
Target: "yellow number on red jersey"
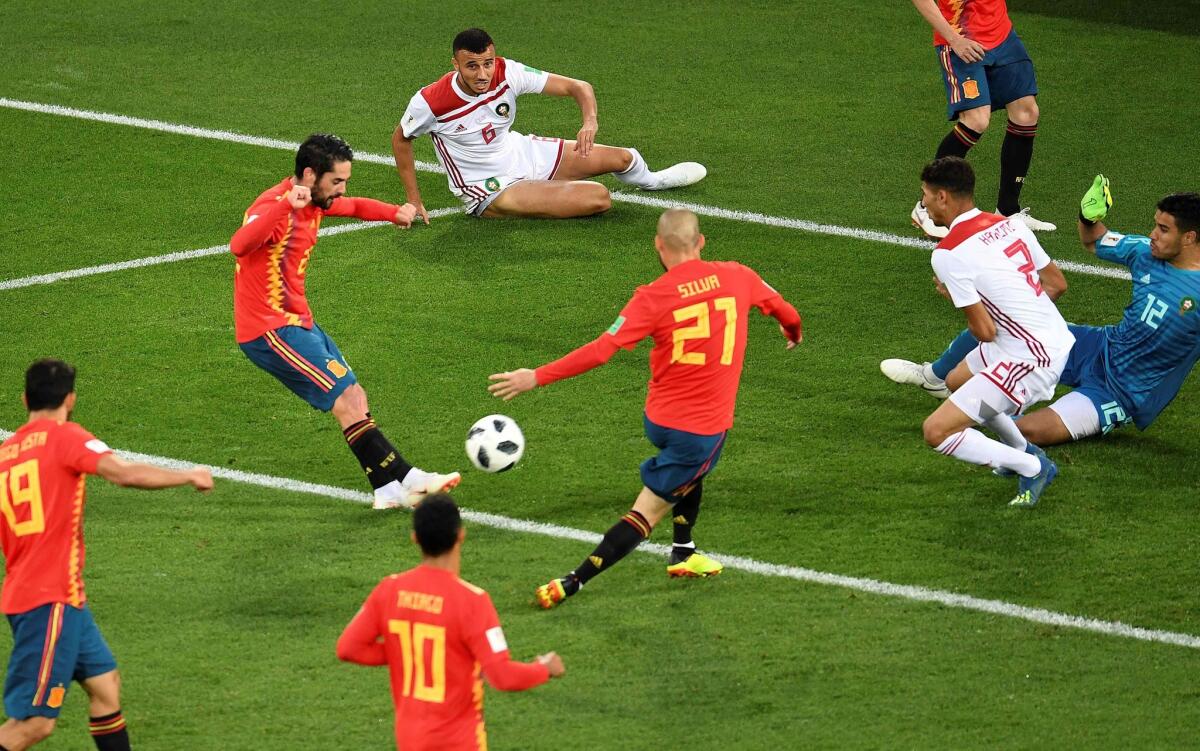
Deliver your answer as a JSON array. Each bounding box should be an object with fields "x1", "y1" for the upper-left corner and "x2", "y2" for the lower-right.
[{"x1": 671, "y1": 296, "x2": 737, "y2": 366}]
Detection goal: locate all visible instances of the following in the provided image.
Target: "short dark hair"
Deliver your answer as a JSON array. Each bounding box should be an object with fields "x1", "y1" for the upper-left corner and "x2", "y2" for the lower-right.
[
  {"x1": 294, "y1": 133, "x2": 353, "y2": 180},
  {"x1": 1157, "y1": 192, "x2": 1200, "y2": 238},
  {"x1": 921, "y1": 156, "x2": 975, "y2": 199},
  {"x1": 25, "y1": 359, "x2": 75, "y2": 411},
  {"x1": 453, "y1": 28, "x2": 493, "y2": 54},
  {"x1": 412, "y1": 494, "x2": 462, "y2": 556}
]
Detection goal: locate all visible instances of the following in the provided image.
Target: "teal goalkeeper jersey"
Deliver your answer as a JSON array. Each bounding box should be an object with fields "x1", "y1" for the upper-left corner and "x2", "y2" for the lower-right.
[{"x1": 1096, "y1": 231, "x2": 1200, "y2": 429}]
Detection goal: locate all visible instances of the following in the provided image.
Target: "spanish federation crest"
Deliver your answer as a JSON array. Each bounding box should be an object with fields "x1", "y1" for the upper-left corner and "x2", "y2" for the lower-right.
[
  {"x1": 962, "y1": 79, "x2": 980, "y2": 99},
  {"x1": 1181, "y1": 297, "x2": 1195, "y2": 315},
  {"x1": 495, "y1": 102, "x2": 510, "y2": 118}
]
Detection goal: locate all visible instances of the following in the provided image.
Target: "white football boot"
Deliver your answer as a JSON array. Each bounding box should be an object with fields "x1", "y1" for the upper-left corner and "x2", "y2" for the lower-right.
[
  {"x1": 646, "y1": 162, "x2": 706, "y2": 190},
  {"x1": 1006, "y1": 207, "x2": 1057, "y2": 232},
  {"x1": 372, "y1": 471, "x2": 461, "y2": 510},
  {"x1": 911, "y1": 201, "x2": 949, "y2": 239},
  {"x1": 880, "y1": 359, "x2": 951, "y2": 399}
]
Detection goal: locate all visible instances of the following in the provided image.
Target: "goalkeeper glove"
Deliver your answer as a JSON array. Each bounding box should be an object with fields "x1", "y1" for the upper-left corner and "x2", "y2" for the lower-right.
[{"x1": 1080, "y1": 174, "x2": 1113, "y2": 224}]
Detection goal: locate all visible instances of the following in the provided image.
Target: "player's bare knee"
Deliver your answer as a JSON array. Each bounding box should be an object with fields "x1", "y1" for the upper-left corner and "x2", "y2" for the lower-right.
[
  {"x1": 22, "y1": 716, "x2": 57, "y2": 743},
  {"x1": 959, "y1": 109, "x2": 991, "y2": 133},
  {"x1": 923, "y1": 417, "x2": 950, "y2": 448},
  {"x1": 1007, "y1": 97, "x2": 1039, "y2": 126},
  {"x1": 586, "y1": 185, "x2": 611, "y2": 215},
  {"x1": 616, "y1": 148, "x2": 634, "y2": 172}
]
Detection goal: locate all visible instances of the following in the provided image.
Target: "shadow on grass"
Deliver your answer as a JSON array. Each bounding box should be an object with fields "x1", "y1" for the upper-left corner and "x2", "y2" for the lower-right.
[{"x1": 1019, "y1": 0, "x2": 1200, "y2": 37}]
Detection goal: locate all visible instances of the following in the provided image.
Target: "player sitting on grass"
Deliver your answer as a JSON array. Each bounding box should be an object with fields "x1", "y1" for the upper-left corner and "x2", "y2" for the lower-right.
[
  {"x1": 884, "y1": 179, "x2": 1200, "y2": 447},
  {"x1": 488, "y1": 209, "x2": 803, "y2": 607},
  {"x1": 392, "y1": 28, "x2": 706, "y2": 221}
]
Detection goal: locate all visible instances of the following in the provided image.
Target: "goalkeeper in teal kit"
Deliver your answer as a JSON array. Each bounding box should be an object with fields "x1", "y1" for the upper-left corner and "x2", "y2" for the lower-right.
[{"x1": 882, "y1": 179, "x2": 1200, "y2": 445}]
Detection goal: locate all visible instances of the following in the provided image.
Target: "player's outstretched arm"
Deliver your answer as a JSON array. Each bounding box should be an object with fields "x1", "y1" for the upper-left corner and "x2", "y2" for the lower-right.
[
  {"x1": 95, "y1": 454, "x2": 212, "y2": 492},
  {"x1": 541, "y1": 74, "x2": 598, "y2": 157},
  {"x1": 489, "y1": 337, "x2": 623, "y2": 400},
  {"x1": 1078, "y1": 175, "x2": 1113, "y2": 254},
  {"x1": 391, "y1": 125, "x2": 429, "y2": 224},
  {"x1": 481, "y1": 653, "x2": 561, "y2": 691},
  {"x1": 910, "y1": 0, "x2": 985, "y2": 63}
]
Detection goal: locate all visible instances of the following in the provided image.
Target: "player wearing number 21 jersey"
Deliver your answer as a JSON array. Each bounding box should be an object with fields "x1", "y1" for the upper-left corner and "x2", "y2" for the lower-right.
[
  {"x1": 337, "y1": 496, "x2": 563, "y2": 751},
  {"x1": 487, "y1": 210, "x2": 803, "y2": 607}
]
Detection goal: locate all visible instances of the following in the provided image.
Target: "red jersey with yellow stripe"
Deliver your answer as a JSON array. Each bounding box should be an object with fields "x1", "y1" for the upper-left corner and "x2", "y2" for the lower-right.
[
  {"x1": 231, "y1": 178, "x2": 401, "y2": 343},
  {"x1": 0, "y1": 420, "x2": 112, "y2": 615},
  {"x1": 933, "y1": 0, "x2": 1013, "y2": 50},
  {"x1": 347, "y1": 566, "x2": 529, "y2": 751}
]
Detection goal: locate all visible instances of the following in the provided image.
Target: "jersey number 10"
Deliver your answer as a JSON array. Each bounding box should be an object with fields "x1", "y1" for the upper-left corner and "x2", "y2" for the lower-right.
[
  {"x1": 388, "y1": 619, "x2": 447, "y2": 703},
  {"x1": 672, "y1": 297, "x2": 737, "y2": 366}
]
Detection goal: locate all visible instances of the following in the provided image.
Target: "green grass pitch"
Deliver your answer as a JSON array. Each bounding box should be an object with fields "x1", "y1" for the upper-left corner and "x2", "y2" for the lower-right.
[{"x1": 2, "y1": 1, "x2": 1199, "y2": 748}]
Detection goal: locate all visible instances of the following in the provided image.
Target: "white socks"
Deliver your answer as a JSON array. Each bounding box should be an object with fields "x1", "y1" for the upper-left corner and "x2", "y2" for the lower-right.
[
  {"x1": 613, "y1": 148, "x2": 656, "y2": 188},
  {"x1": 936, "y1": 428, "x2": 1039, "y2": 477},
  {"x1": 984, "y1": 414, "x2": 1028, "y2": 451}
]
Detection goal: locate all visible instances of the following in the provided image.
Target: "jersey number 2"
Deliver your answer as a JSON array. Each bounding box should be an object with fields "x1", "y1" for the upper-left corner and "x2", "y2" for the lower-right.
[
  {"x1": 1004, "y1": 240, "x2": 1044, "y2": 296},
  {"x1": 388, "y1": 619, "x2": 447, "y2": 703},
  {"x1": 672, "y1": 297, "x2": 737, "y2": 366},
  {"x1": 0, "y1": 460, "x2": 45, "y2": 537}
]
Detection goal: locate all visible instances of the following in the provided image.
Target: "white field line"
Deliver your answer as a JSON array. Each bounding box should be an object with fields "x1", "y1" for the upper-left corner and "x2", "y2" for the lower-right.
[
  {"x1": 0, "y1": 208, "x2": 460, "y2": 292},
  {"x1": 0, "y1": 97, "x2": 1133, "y2": 283},
  {"x1": 1, "y1": 427, "x2": 1195, "y2": 650}
]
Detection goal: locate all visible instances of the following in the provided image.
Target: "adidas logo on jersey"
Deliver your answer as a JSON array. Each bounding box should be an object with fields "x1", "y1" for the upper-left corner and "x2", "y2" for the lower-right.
[{"x1": 453, "y1": 123, "x2": 467, "y2": 133}]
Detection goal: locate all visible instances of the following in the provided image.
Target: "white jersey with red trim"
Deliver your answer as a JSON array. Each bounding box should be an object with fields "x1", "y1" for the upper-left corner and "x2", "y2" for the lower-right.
[
  {"x1": 931, "y1": 209, "x2": 1074, "y2": 366},
  {"x1": 400, "y1": 57, "x2": 551, "y2": 203}
]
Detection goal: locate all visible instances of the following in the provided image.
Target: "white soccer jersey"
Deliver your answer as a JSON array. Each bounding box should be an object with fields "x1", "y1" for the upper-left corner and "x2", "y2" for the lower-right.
[
  {"x1": 931, "y1": 209, "x2": 1074, "y2": 367},
  {"x1": 400, "y1": 57, "x2": 551, "y2": 203}
]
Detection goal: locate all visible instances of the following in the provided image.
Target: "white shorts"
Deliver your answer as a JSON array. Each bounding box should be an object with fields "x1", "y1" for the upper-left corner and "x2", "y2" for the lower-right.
[
  {"x1": 462, "y1": 133, "x2": 566, "y2": 216},
  {"x1": 950, "y1": 342, "x2": 1065, "y2": 423},
  {"x1": 1047, "y1": 391, "x2": 1103, "y2": 441}
]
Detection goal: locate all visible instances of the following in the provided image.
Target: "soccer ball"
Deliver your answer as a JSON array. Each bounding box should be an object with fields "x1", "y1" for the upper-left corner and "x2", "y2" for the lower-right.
[{"x1": 465, "y1": 415, "x2": 525, "y2": 473}]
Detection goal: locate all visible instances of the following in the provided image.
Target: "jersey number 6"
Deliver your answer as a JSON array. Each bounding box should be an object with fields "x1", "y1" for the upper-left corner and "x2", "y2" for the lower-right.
[{"x1": 672, "y1": 297, "x2": 737, "y2": 366}]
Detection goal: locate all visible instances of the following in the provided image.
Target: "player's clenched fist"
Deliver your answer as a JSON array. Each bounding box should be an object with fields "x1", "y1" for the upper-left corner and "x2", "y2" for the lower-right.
[
  {"x1": 394, "y1": 202, "x2": 417, "y2": 228},
  {"x1": 189, "y1": 467, "x2": 214, "y2": 492},
  {"x1": 287, "y1": 185, "x2": 312, "y2": 209},
  {"x1": 536, "y1": 652, "x2": 566, "y2": 678},
  {"x1": 488, "y1": 369, "x2": 538, "y2": 401}
]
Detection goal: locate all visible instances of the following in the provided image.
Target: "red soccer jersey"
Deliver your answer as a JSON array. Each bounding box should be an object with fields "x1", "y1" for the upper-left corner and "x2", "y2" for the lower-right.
[
  {"x1": 339, "y1": 565, "x2": 547, "y2": 751},
  {"x1": 0, "y1": 419, "x2": 111, "y2": 614},
  {"x1": 933, "y1": 0, "x2": 1013, "y2": 50},
  {"x1": 536, "y1": 259, "x2": 802, "y2": 435},
  {"x1": 230, "y1": 178, "x2": 403, "y2": 343}
]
